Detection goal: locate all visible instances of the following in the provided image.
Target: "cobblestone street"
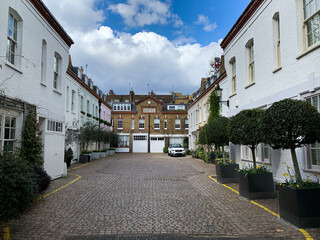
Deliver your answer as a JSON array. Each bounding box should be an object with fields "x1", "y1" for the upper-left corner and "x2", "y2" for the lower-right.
[{"x1": 8, "y1": 154, "x2": 320, "y2": 240}]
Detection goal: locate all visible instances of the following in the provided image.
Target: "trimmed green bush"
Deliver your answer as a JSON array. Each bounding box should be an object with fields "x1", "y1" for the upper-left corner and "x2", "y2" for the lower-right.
[
  {"x1": 32, "y1": 165, "x2": 51, "y2": 192},
  {"x1": 0, "y1": 152, "x2": 35, "y2": 222},
  {"x1": 163, "y1": 146, "x2": 168, "y2": 153}
]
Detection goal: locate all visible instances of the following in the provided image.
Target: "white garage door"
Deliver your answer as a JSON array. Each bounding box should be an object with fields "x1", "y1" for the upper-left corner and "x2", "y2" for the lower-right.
[
  {"x1": 133, "y1": 135, "x2": 148, "y2": 153},
  {"x1": 150, "y1": 137, "x2": 165, "y2": 153}
]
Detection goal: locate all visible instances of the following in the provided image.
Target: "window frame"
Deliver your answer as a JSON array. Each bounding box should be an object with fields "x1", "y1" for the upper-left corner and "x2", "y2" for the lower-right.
[
  {"x1": 117, "y1": 118, "x2": 123, "y2": 130},
  {"x1": 131, "y1": 118, "x2": 134, "y2": 130},
  {"x1": 241, "y1": 144, "x2": 271, "y2": 164},
  {"x1": 154, "y1": 118, "x2": 160, "y2": 130},
  {"x1": 273, "y1": 13, "x2": 282, "y2": 69},
  {"x1": 0, "y1": 115, "x2": 17, "y2": 152},
  {"x1": 71, "y1": 90, "x2": 76, "y2": 112},
  {"x1": 139, "y1": 119, "x2": 145, "y2": 129},
  {"x1": 175, "y1": 119, "x2": 181, "y2": 129},
  {"x1": 303, "y1": 0, "x2": 320, "y2": 48},
  {"x1": 246, "y1": 39, "x2": 255, "y2": 85},
  {"x1": 164, "y1": 118, "x2": 167, "y2": 129},
  {"x1": 53, "y1": 53, "x2": 61, "y2": 90},
  {"x1": 7, "y1": 12, "x2": 18, "y2": 65}
]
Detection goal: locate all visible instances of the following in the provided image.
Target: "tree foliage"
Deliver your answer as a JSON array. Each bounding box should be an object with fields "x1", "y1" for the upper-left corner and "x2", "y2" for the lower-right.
[
  {"x1": 229, "y1": 109, "x2": 265, "y2": 169},
  {"x1": 207, "y1": 90, "x2": 220, "y2": 123},
  {"x1": 206, "y1": 116, "x2": 230, "y2": 163},
  {"x1": 264, "y1": 99, "x2": 320, "y2": 181},
  {"x1": 20, "y1": 111, "x2": 43, "y2": 166},
  {"x1": 109, "y1": 132, "x2": 119, "y2": 148},
  {"x1": 0, "y1": 152, "x2": 35, "y2": 222},
  {"x1": 78, "y1": 122, "x2": 98, "y2": 152},
  {"x1": 197, "y1": 127, "x2": 207, "y2": 146}
]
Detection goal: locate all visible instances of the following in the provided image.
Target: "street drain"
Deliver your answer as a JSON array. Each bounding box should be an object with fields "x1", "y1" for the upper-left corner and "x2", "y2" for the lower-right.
[{"x1": 204, "y1": 225, "x2": 216, "y2": 229}]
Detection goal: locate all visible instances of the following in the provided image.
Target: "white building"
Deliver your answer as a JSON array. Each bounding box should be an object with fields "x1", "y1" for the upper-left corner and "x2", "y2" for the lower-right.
[
  {"x1": 0, "y1": 0, "x2": 73, "y2": 179},
  {"x1": 221, "y1": 0, "x2": 320, "y2": 181}
]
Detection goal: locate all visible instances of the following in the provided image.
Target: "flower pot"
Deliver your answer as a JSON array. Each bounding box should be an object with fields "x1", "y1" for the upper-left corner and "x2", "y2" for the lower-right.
[
  {"x1": 239, "y1": 171, "x2": 275, "y2": 200},
  {"x1": 91, "y1": 152, "x2": 100, "y2": 160},
  {"x1": 216, "y1": 163, "x2": 239, "y2": 183},
  {"x1": 100, "y1": 152, "x2": 106, "y2": 158},
  {"x1": 79, "y1": 154, "x2": 91, "y2": 163},
  {"x1": 278, "y1": 185, "x2": 320, "y2": 228}
]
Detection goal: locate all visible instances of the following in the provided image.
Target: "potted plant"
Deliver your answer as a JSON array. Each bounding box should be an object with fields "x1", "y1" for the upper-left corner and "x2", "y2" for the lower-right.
[
  {"x1": 64, "y1": 147, "x2": 73, "y2": 167},
  {"x1": 264, "y1": 99, "x2": 320, "y2": 228},
  {"x1": 78, "y1": 122, "x2": 97, "y2": 163},
  {"x1": 91, "y1": 150, "x2": 100, "y2": 160},
  {"x1": 207, "y1": 116, "x2": 239, "y2": 183},
  {"x1": 230, "y1": 109, "x2": 275, "y2": 199}
]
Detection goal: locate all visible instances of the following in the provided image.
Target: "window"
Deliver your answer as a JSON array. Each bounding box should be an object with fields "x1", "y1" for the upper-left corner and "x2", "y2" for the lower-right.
[
  {"x1": 87, "y1": 100, "x2": 90, "y2": 113},
  {"x1": 41, "y1": 40, "x2": 47, "y2": 84},
  {"x1": 95, "y1": 106, "x2": 98, "y2": 117},
  {"x1": 81, "y1": 96, "x2": 84, "y2": 111},
  {"x1": 154, "y1": 119, "x2": 160, "y2": 129},
  {"x1": 66, "y1": 86, "x2": 69, "y2": 110},
  {"x1": 125, "y1": 99, "x2": 129, "y2": 103},
  {"x1": 203, "y1": 104, "x2": 206, "y2": 121},
  {"x1": 114, "y1": 99, "x2": 119, "y2": 103},
  {"x1": 241, "y1": 144, "x2": 270, "y2": 163},
  {"x1": 53, "y1": 53, "x2": 61, "y2": 90},
  {"x1": 117, "y1": 118, "x2": 123, "y2": 129},
  {"x1": 230, "y1": 58, "x2": 236, "y2": 94},
  {"x1": 168, "y1": 106, "x2": 175, "y2": 111},
  {"x1": 185, "y1": 119, "x2": 189, "y2": 129},
  {"x1": 131, "y1": 119, "x2": 134, "y2": 130},
  {"x1": 246, "y1": 39, "x2": 255, "y2": 84},
  {"x1": 118, "y1": 135, "x2": 129, "y2": 147},
  {"x1": 71, "y1": 90, "x2": 76, "y2": 112},
  {"x1": 7, "y1": 12, "x2": 19, "y2": 65},
  {"x1": 164, "y1": 119, "x2": 167, "y2": 129},
  {"x1": 134, "y1": 135, "x2": 147, "y2": 141},
  {"x1": 139, "y1": 119, "x2": 145, "y2": 129},
  {"x1": 273, "y1": 13, "x2": 281, "y2": 68},
  {"x1": 304, "y1": 0, "x2": 320, "y2": 47},
  {"x1": 199, "y1": 107, "x2": 202, "y2": 122},
  {"x1": 306, "y1": 94, "x2": 320, "y2": 168},
  {"x1": 47, "y1": 120, "x2": 63, "y2": 132},
  {"x1": 92, "y1": 103, "x2": 94, "y2": 115},
  {"x1": 0, "y1": 115, "x2": 16, "y2": 151},
  {"x1": 175, "y1": 119, "x2": 181, "y2": 129}
]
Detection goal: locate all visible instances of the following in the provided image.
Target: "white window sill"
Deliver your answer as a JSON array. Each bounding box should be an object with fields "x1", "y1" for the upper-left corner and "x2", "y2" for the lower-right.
[
  {"x1": 297, "y1": 42, "x2": 320, "y2": 60},
  {"x1": 245, "y1": 82, "x2": 255, "y2": 89},
  {"x1": 240, "y1": 158, "x2": 271, "y2": 165},
  {"x1": 272, "y1": 66, "x2": 282, "y2": 74},
  {"x1": 303, "y1": 168, "x2": 320, "y2": 174},
  {"x1": 118, "y1": 128, "x2": 123, "y2": 130},
  {"x1": 53, "y1": 89, "x2": 62, "y2": 95},
  {"x1": 5, "y1": 62, "x2": 23, "y2": 74}
]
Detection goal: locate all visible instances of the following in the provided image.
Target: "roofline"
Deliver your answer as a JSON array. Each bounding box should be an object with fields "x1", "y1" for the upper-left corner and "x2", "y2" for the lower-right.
[
  {"x1": 29, "y1": 0, "x2": 74, "y2": 47},
  {"x1": 111, "y1": 111, "x2": 137, "y2": 114},
  {"x1": 135, "y1": 95, "x2": 164, "y2": 105},
  {"x1": 187, "y1": 72, "x2": 227, "y2": 110},
  {"x1": 162, "y1": 111, "x2": 188, "y2": 114},
  {"x1": 220, "y1": 0, "x2": 264, "y2": 50},
  {"x1": 67, "y1": 69, "x2": 112, "y2": 110}
]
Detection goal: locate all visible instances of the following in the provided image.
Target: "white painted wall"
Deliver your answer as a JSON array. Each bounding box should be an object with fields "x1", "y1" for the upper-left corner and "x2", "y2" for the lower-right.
[
  {"x1": 0, "y1": 0, "x2": 71, "y2": 179},
  {"x1": 223, "y1": 0, "x2": 320, "y2": 181}
]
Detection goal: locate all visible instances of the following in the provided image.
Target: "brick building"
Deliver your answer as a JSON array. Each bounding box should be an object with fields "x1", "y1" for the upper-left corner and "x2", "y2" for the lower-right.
[{"x1": 112, "y1": 96, "x2": 189, "y2": 153}]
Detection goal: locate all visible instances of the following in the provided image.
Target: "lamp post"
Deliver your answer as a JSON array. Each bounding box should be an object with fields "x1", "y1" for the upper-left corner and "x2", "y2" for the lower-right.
[{"x1": 214, "y1": 84, "x2": 229, "y2": 107}]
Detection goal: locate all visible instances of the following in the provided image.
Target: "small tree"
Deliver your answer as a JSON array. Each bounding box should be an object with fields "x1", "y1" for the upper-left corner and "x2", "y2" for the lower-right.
[
  {"x1": 197, "y1": 128, "x2": 207, "y2": 148},
  {"x1": 207, "y1": 116, "x2": 230, "y2": 164},
  {"x1": 101, "y1": 130, "x2": 110, "y2": 149},
  {"x1": 78, "y1": 122, "x2": 98, "y2": 152},
  {"x1": 264, "y1": 99, "x2": 320, "y2": 181},
  {"x1": 109, "y1": 132, "x2": 119, "y2": 148},
  {"x1": 0, "y1": 152, "x2": 35, "y2": 223},
  {"x1": 207, "y1": 90, "x2": 220, "y2": 123},
  {"x1": 20, "y1": 111, "x2": 43, "y2": 166},
  {"x1": 229, "y1": 109, "x2": 265, "y2": 170}
]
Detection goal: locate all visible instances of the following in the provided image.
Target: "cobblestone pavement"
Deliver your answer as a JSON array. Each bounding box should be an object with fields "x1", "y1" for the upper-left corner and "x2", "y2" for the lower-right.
[{"x1": 8, "y1": 154, "x2": 320, "y2": 240}]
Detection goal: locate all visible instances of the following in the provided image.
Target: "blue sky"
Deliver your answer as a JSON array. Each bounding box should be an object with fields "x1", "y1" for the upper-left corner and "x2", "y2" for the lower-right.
[{"x1": 43, "y1": 0, "x2": 251, "y2": 95}]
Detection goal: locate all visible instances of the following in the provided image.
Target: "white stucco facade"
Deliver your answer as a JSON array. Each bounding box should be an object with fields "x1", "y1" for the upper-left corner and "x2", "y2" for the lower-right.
[
  {"x1": 221, "y1": 0, "x2": 320, "y2": 181},
  {"x1": 0, "y1": 0, "x2": 72, "y2": 179}
]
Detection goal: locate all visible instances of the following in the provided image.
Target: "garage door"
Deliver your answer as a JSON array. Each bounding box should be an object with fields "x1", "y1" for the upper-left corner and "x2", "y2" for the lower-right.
[
  {"x1": 150, "y1": 137, "x2": 165, "y2": 153},
  {"x1": 133, "y1": 135, "x2": 148, "y2": 153}
]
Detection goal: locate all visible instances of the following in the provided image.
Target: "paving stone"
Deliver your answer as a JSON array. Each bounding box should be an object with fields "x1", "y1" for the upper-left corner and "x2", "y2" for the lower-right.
[{"x1": 7, "y1": 154, "x2": 320, "y2": 240}]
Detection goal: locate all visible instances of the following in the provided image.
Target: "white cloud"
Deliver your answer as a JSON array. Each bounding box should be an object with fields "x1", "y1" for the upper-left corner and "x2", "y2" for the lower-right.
[
  {"x1": 109, "y1": 0, "x2": 183, "y2": 28},
  {"x1": 42, "y1": 0, "x2": 105, "y2": 32},
  {"x1": 70, "y1": 27, "x2": 222, "y2": 94},
  {"x1": 195, "y1": 14, "x2": 217, "y2": 32},
  {"x1": 41, "y1": 0, "x2": 222, "y2": 95}
]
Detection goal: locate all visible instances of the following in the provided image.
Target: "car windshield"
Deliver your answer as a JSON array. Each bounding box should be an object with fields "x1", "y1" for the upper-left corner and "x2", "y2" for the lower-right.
[{"x1": 171, "y1": 144, "x2": 182, "y2": 148}]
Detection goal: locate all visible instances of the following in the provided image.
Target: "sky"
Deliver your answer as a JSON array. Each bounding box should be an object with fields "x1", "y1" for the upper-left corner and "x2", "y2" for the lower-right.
[{"x1": 43, "y1": 0, "x2": 251, "y2": 95}]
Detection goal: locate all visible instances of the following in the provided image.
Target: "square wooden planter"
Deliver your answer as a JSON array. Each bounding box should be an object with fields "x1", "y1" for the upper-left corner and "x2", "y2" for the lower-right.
[
  {"x1": 239, "y1": 171, "x2": 275, "y2": 200},
  {"x1": 79, "y1": 154, "x2": 91, "y2": 163},
  {"x1": 216, "y1": 164, "x2": 239, "y2": 183},
  {"x1": 279, "y1": 185, "x2": 320, "y2": 228},
  {"x1": 91, "y1": 152, "x2": 100, "y2": 160}
]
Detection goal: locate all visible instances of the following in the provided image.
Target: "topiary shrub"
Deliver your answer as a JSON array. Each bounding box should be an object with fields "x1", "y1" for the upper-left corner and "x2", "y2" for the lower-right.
[
  {"x1": 32, "y1": 165, "x2": 51, "y2": 192},
  {"x1": 163, "y1": 146, "x2": 168, "y2": 153},
  {"x1": 264, "y1": 99, "x2": 320, "y2": 181},
  {"x1": 65, "y1": 147, "x2": 74, "y2": 167},
  {"x1": 230, "y1": 109, "x2": 265, "y2": 170},
  {"x1": 0, "y1": 152, "x2": 35, "y2": 223}
]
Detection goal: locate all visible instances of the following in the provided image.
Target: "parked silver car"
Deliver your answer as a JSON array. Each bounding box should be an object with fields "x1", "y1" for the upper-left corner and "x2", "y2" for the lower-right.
[{"x1": 168, "y1": 144, "x2": 185, "y2": 157}]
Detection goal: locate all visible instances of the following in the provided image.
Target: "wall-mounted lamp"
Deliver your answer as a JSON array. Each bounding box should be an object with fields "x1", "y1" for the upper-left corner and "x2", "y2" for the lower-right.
[{"x1": 214, "y1": 84, "x2": 229, "y2": 107}]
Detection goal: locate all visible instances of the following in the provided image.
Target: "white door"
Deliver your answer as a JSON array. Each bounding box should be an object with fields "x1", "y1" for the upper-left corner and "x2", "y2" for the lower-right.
[
  {"x1": 133, "y1": 135, "x2": 148, "y2": 153},
  {"x1": 150, "y1": 137, "x2": 165, "y2": 153}
]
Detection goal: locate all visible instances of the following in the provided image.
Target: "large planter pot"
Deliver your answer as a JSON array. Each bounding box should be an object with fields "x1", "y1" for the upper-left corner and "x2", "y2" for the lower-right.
[
  {"x1": 216, "y1": 163, "x2": 239, "y2": 183},
  {"x1": 79, "y1": 154, "x2": 91, "y2": 163},
  {"x1": 106, "y1": 150, "x2": 111, "y2": 156},
  {"x1": 100, "y1": 152, "x2": 106, "y2": 158},
  {"x1": 91, "y1": 152, "x2": 100, "y2": 160},
  {"x1": 239, "y1": 171, "x2": 275, "y2": 200},
  {"x1": 279, "y1": 185, "x2": 320, "y2": 228},
  {"x1": 209, "y1": 152, "x2": 216, "y2": 164}
]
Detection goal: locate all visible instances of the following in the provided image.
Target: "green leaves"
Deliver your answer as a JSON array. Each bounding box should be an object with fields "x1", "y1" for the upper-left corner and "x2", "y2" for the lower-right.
[
  {"x1": 207, "y1": 90, "x2": 220, "y2": 123},
  {"x1": 206, "y1": 116, "x2": 230, "y2": 147}
]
